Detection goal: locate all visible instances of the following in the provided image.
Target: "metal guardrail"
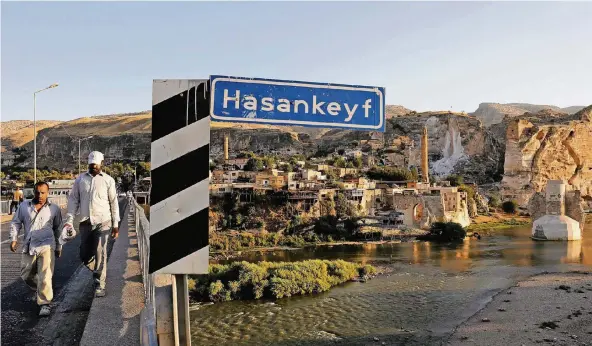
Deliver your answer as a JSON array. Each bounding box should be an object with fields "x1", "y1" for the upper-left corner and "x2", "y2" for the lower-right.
[{"x1": 129, "y1": 197, "x2": 158, "y2": 346}]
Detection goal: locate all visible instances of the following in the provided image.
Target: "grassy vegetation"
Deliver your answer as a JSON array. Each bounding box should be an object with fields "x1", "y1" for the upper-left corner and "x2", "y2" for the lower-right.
[
  {"x1": 467, "y1": 218, "x2": 530, "y2": 231},
  {"x1": 188, "y1": 260, "x2": 377, "y2": 302},
  {"x1": 209, "y1": 231, "x2": 320, "y2": 252}
]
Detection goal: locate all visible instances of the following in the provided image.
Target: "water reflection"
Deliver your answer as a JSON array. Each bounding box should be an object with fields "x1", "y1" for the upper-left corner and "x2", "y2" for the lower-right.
[
  {"x1": 216, "y1": 225, "x2": 592, "y2": 272},
  {"x1": 201, "y1": 225, "x2": 592, "y2": 346}
]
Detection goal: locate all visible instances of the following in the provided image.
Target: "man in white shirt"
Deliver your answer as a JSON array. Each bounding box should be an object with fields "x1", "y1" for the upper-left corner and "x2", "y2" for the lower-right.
[
  {"x1": 65, "y1": 151, "x2": 120, "y2": 297},
  {"x1": 9, "y1": 181, "x2": 63, "y2": 317}
]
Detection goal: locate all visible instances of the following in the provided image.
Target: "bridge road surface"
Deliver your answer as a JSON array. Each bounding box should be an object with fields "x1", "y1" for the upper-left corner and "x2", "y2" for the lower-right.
[{"x1": 1, "y1": 198, "x2": 126, "y2": 346}]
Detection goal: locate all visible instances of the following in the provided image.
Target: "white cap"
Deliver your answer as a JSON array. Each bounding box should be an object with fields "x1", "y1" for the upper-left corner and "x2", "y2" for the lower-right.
[{"x1": 88, "y1": 151, "x2": 105, "y2": 165}]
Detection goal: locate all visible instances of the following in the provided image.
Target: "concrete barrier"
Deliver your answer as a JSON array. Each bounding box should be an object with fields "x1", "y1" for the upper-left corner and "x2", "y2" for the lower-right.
[{"x1": 79, "y1": 202, "x2": 145, "y2": 346}]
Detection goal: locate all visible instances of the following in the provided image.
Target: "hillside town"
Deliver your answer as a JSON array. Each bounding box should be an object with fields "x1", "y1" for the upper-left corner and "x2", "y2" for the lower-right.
[{"x1": 209, "y1": 129, "x2": 473, "y2": 236}]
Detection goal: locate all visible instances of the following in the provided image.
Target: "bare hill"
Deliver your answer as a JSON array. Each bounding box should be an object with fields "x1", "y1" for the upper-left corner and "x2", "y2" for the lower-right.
[
  {"x1": 1, "y1": 120, "x2": 63, "y2": 152},
  {"x1": 472, "y1": 103, "x2": 585, "y2": 127}
]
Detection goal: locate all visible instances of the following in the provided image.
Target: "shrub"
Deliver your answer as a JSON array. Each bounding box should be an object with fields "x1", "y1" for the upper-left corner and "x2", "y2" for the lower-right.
[
  {"x1": 417, "y1": 222, "x2": 466, "y2": 242},
  {"x1": 502, "y1": 200, "x2": 518, "y2": 214},
  {"x1": 446, "y1": 175, "x2": 463, "y2": 187},
  {"x1": 189, "y1": 260, "x2": 375, "y2": 302},
  {"x1": 488, "y1": 195, "x2": 501, "y2": 208},
  {"x1": 358, "y1": 264, "x2": 377, "y2": 277}
]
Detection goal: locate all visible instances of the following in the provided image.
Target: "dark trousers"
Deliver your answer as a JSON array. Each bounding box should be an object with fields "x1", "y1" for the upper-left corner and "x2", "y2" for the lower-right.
[
  {"x1": 9, "y1": 201, "x2": 19, "y2": 215},
  {"x1": 79, "y1": 220, "x2": 111, "y2": 289}
]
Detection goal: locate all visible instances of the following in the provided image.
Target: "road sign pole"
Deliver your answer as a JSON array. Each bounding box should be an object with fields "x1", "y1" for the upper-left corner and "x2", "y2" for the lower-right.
[{"x1": 173, "y1": 274, "x2": 191, "y2": 346}]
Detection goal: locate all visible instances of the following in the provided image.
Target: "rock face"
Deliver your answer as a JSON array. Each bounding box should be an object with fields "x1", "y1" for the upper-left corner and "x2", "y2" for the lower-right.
[
  {"x1": 3, "y1": 108, "x2": 503, "y2": 186},
  {"x1": 386, "y1": 113, "x2": 504, "y2": 184},
  {"x1": 501, "y1": 105, "x2": 592, "y2": 206},
  {"x1": 472, "y1": 103, "x2": 585, "y2": 128},
  {"x1": 1, "y1": 120, "x2": 63, "y2": 153}
]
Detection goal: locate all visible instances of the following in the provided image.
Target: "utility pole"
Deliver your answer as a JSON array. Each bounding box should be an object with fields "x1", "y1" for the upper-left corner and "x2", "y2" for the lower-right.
[
  {"x1": 33, "y1": 83, "x2": 59, "y2": 183},
  {"x1": 78, "y1": 136, "x2": 94, "y2": 176}
]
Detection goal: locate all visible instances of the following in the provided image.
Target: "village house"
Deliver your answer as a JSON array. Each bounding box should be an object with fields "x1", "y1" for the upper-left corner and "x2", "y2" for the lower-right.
[
  {"x1": 224, "y1": 158, "x2": 250, "y2": 170},
  {"x1": 255, "y1": 172, "x2": 286, "y2": 190}
]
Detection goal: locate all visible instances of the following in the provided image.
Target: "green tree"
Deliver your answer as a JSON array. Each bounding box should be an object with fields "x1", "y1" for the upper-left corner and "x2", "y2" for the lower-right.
[
  {"x1": 245, "y1": 157, "x2": 264, "y2": 171},
  {"x1": 334, "y1": 193, "x2": 356, "y2": 218},
  {"x1": 423, "y1": 222, "x2": 466, "y2": 242},
  {"x1": 281, "y1": 164, "x2": 293, "y2": 172},
  {"x1": 366, "y1": 167, "x2": 415, "y2": 181},
  {"x1": 446, "y1": 174, "x2": 463, "y2": 187},
  {"x1": 488, "y1": 195, "x2": 501, "y2": 208},
  {"x1": 352, "y1": 157, "x2": 363, "y2": 169},
  {"x1": 237, "y1": 151, "x2": 255, "y2": 159},
  {"x1": 333, "y1": 157, "x2": 346, "y2": 168},
  {"x1": 262, "y1": 156, "x2": 276, "y2": 169},
  {"x1": 137, "y1": 162, "x2": 151, "y2": 178},
  {"x1": 502, "y1": 200, "x2": 518, "y2": 214},
  {"x1": 346, "y1": 161, "x2": 354, "y2": 168}
]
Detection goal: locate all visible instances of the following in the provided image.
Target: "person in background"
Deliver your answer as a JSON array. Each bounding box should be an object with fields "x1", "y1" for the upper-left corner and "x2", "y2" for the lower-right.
[
  {"x1": 9, "y1": 186, "x2": 24, "y2": 215},
  {"x1": 65, "y1": 151, "x2": 119, "y2": 298},
  {"x1": 9, "y1": 181, "x2": 63, "y2": 317}
]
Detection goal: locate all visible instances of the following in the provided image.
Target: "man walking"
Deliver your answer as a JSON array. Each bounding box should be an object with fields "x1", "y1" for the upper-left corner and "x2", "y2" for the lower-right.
[
  {"x1": 9, "y1": 186, "x2": 24, "y2": 215},
  {"x1": 65, "y1": 151, "x2": 120, "y2": 298},
  {"x1": 9, "y1": 181, "x2": 63, "y2": 317}
]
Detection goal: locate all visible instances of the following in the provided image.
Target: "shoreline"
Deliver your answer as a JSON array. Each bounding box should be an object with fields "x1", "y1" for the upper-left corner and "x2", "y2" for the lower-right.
[
  {"x1": 209, "y1": 237, "x2": 422, "y2": 261},
  {"x1": 447, "y1": 271, "x2": 592, "y2": 345}
]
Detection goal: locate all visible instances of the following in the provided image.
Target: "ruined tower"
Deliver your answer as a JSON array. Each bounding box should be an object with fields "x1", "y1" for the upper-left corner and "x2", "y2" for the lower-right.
[
  {"x1": 224, "y1": 133, "x2": 229, "y2": 161},
  {"x1": 421, "y1": 126, "x2": 429, "y2": 183}
]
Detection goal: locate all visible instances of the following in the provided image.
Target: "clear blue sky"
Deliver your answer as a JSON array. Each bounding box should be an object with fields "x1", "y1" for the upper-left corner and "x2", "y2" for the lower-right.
[{"x1": 2, "y1": 1, "x2": 591, "y2": 121}]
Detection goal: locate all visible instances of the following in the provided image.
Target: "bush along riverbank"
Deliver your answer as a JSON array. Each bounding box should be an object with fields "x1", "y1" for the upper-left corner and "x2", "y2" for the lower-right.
[{"x1": 188, "y1": 260, "x2": 377, "y2": 302}]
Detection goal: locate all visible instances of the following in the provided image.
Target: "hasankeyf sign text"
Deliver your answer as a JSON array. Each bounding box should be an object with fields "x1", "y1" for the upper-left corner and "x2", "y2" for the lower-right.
[{"x1": 210, "y1": 75, "x2": 385, "y2": 132}]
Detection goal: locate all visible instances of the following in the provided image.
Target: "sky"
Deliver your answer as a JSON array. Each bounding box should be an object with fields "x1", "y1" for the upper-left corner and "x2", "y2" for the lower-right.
[{"x1": 2, "y1": 1, "x2": 591, "y2": 122}]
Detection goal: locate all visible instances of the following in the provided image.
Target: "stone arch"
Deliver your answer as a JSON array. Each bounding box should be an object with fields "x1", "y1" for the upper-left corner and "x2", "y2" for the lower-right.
[{"x1": 413, "y1": 203, "x2": 423, "y2": 222}]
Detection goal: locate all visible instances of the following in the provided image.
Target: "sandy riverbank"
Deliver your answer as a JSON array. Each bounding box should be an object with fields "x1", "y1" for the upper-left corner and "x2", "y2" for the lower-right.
[{"x1": 448, "y1": 272, "x2": 592, "y2": 346}]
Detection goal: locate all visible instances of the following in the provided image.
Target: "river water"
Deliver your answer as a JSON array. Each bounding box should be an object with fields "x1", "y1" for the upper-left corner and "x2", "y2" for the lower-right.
[{"x1": 191, "y1": 224, "x2": 592, "y2": 345}]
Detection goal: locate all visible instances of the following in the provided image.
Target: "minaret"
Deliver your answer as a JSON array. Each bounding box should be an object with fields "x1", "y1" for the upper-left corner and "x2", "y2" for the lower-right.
[
  {"x1": 224, "y1": 133, "x2": 229, "y2": 161},
  {"x1": 421, "y1": 126, "x2": 429, "y2": 183}
]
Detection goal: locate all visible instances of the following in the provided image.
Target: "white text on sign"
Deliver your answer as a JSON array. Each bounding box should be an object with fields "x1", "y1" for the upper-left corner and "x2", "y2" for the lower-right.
[{"x1": 222, "y1": 89, "x2": 373, "y2": 122}]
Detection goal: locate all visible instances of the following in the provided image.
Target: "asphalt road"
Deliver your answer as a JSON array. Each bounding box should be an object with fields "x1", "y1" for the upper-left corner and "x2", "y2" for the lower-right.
[{"x1": 1, "y1": 198, "x2": 127, "y2": 346}]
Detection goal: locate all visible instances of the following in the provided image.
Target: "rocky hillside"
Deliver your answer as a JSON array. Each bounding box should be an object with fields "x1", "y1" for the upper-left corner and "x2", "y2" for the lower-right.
[
  {"x1": 501, "y1": 105, "x2": 592, "y2": 205},
  {"x1": 1, "y1": 120, "x2": 63, "y2": 152},
  {"x1": 3, "y1": 103, "x2": 589, "y2": 193},
  {"x1": 472, "y1": 103, "x2": 585, "y2": 127}
]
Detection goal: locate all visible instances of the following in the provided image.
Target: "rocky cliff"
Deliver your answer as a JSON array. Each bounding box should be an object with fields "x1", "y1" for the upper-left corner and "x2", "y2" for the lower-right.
[
  {"x1": 3, "y1": 104, "x2": 589, "y2": 201},
  {"x1": 472, "y1": 103, "x2": 585, "y2": 127},
  {"x1": 1, "y1": 120, "x2": 63, "y2": 153},
  {"x1": 502, "y1": 105, "x2": 592, "y2": 206}
]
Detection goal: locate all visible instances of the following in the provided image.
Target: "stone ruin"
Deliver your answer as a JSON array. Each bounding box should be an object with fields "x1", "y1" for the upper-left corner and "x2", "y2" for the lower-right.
[{"x1": 530, "y1": 180, "x2": 582, "y2": 241}]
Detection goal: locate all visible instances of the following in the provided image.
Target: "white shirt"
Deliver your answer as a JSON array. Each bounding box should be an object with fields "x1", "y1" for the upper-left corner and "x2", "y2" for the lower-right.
[
  {"x1": 10, "y1": 200, "x2": 63, "y2": 254},
  {"x1": 66, "y1": 171, "x2": 120, "y2": 229}
]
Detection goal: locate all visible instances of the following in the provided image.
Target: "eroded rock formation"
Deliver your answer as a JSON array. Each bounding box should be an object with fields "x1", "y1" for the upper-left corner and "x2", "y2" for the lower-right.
[{"x1": 502, "y1": 105, "x2": 592, "y2": 206}]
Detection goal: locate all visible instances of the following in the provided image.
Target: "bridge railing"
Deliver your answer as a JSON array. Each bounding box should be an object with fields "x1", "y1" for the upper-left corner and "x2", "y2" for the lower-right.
[{"x1": 129, "y1": 196, "x2": 158, "y2": 346}]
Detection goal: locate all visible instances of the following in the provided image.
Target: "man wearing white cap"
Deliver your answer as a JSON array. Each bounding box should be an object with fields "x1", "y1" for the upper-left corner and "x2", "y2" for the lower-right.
[{"x1": 65, "y1": 151, "x2": 120, "y2": 297}]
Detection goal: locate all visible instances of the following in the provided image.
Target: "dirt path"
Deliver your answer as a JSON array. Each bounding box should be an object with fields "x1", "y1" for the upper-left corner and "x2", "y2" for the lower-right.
[{"x1": 447, "y1": 272, "x2": 592, "y2": 346}]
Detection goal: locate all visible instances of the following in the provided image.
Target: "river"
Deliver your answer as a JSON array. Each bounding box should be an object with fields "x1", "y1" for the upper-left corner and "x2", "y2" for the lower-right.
[{"x1": 191, "y1": 224, "x2": 592, "y2": 345}]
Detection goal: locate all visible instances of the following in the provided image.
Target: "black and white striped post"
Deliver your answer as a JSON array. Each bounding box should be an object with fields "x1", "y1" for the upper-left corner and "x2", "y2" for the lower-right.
[{"x1": 151, "y1": 79, "x2": 210, "y2": 346}]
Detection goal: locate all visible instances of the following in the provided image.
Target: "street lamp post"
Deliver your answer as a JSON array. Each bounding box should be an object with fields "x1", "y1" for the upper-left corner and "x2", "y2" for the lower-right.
[
  {"x1": 78, "y1": 136, "x2": 94, "y2": 175},
  {"x1": 33, "y1": 83, "x2": 59, "y2": 183}
]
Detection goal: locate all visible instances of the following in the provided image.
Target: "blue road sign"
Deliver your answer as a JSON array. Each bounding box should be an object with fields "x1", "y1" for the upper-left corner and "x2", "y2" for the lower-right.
[{"x1": 209, "y1": 75, "x2": 385, "y2": 132}]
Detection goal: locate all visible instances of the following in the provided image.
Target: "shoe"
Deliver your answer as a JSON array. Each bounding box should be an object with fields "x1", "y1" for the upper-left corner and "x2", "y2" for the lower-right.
[
  {"x1": 94, "y1": 288, "x2": 106, "y2": 297},
  {"x1": 39, "y1": 305, "x2": 51, "y2": 317}
]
